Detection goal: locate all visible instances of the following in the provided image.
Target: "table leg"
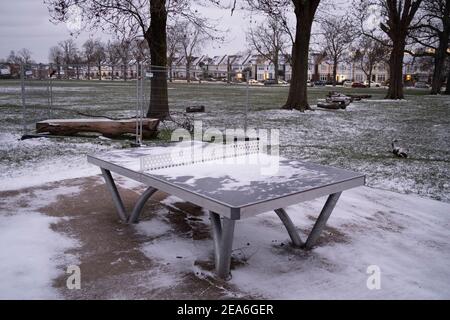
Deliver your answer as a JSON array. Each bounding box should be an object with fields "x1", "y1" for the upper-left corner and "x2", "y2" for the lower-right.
[
  {"x1": 101, "y1": 168, "x2": 158, "y2": 223},
  {"x1": 304, "y1": 192, "x2": 342, "y2": 250},
  {"x1": 128, "y1": 186, "x2": 158, "y2": 223},
  {"x1": 275, "y1": 208, "x2": 304, "y2": 247},
  {"x1": 209, "y1": 211, "x2": 236, "y2": 280},
  {"x1": 101, "y1": 168, "x2": 127, "y2": 222}
]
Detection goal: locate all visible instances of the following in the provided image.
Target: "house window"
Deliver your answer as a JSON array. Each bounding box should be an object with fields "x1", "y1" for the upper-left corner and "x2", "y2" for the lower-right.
[
  {"x1": 355, "y1": 74, "x2": 363, "y2": 82},
  {"x1": 377, "y1": 74, "x2": 386, "y2": 82}
]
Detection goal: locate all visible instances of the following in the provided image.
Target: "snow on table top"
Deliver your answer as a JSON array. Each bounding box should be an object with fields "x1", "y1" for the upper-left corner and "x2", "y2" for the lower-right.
[{"x1": 89, "y1": 142, "x2": 365, "y2": 208}]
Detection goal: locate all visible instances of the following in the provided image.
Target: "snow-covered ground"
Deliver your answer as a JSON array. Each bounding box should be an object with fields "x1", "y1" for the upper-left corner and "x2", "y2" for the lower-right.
[
  {"x1": 0, "y1": 81, "x2": 449, "y2": 299},
  {"x1": 1, "y1": 170, "x2": 449, "y2": 299},
  {"x1": 0, "y1": 185, "x2": 81, "y2": 299},
  {"x1": 139, "y1": 188, "x2": 450, "y2": 299}
]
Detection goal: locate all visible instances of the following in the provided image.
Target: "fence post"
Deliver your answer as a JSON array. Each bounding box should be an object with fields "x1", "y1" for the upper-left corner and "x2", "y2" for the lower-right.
[
  {"x1": 245, "y1": 71, "x2": 250, "y2": 132},
  {"x1": 50, "y1": 72, "x2": 53, "y2": 118},
  {"x1": 136, "y1": 63, "x2": 140, "y2": 145},
  {"x1": 20, "y1": 63, "x2": 27, "y2": 134}
]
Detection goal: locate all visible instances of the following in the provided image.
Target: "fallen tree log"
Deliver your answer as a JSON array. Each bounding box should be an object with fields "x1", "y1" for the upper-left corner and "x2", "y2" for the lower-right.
[
  {"x1": 36, "y1": 118, "x2": 159, "y2": 138},
  {"x1": 186, "y1": 105, "x2": 205, "y2": 113},
  {"x1": 348, "y1": 94, "x2": 372, "y2": 100}
]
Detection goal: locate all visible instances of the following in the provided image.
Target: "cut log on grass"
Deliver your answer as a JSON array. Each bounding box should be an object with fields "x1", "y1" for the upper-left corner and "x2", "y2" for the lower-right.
[
  {"x1": 317, "y1": 102, "x2": 347, "y2": 110},
  {"x1": 348, "y1": 94, "x2": 372, "y2": 100},
  {"x1": 36, "y1": 118, "x2": 159, "y2": 139},
  {"x1": 186, "y1": 105, "x2": 205, "y2": 113}
]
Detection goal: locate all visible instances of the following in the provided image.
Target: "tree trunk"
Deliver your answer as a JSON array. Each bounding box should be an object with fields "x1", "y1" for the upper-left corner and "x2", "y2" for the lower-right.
[
  {"x1": 432, "y1": 0, "x2": 450, "y2": 94},
  {"x1": 283, "y1": 0, "x2": 320, "y2": 111},
  {"x1": 123, "y1": 64, "x2": 127, "y2": 81},
  {"x1": 111, "y1": 65, "x2": 114, "y2": 80},
  {"x1": 146, "y1": 0, "x2": 169, "y2": 119},
  {"x1": 186, "y1": 59, "x2": 191, "y2": 83},
  {"x1": 65, "y1": 64, "x2": 69, "y2": 80},
  {"x1": 386, "y1": 37, "x2": 406, "y2": 99},
  {"x1": 313, "y1": 63, "x2": 319, "y2": 81},
  {"x1": 227, "y1": 56, "x2": 232, "y2": 83},
  {"x1": 87, "y1": 64, "x2": 91, "y2": 80},
  {"x1": 431, "y1": 37, "x2": 449, "y2": 94},
  {"x1": 445, "y1": 63, "x2": 450, "y2": 95},
  {"x1": 332, "y1": 58, "x2": 338, "y2": 86},
  {"x1": 98, "y1": 64, "x2": 102, "y2": 80},
  {"x1": 274, "y1": 54, "x2": 279, "y2": 84},
  {"x1": 430, "y1": 50, "x2": 444, "y2": 94}
]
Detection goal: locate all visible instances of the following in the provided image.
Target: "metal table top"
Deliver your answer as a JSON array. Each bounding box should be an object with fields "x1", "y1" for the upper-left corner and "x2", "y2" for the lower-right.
[{"x1": 88, "y1": 142, "x2": 365, "y2": 219}]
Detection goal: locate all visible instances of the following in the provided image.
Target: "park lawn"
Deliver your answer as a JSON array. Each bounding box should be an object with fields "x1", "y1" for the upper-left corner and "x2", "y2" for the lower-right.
[{"x1": 0, "y1": 79, "x2": 449, "y2": 299}]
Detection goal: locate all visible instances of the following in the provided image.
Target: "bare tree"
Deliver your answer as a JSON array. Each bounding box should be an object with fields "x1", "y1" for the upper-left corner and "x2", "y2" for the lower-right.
[
  {"x1": 46, "y1": 0, "x2": 218, "y2": 119},
  {"x1": 116, "y1": 38, "x2": 133, "y2": 81},
  {"x1": 132, "y1": 39, "x2": 150, "y2": 63},
  {"x1": 49, "y1": 46, "x2": 63, "y2": 78},
  {"x1": 179, "y1": 21, "x2": 208, "y2": 83},
  {"x1": 167, "y1": 23, "x2": 183, "y2": 82},
  {"x1": 410, "y1": 0, "x2": 450, "y2": 94},
  {"x1": 356, "y1": 0, "x2": 424, "y2": 99},
  {"x1": 245, "y1": 0, "x2": 322, "y2": 111},
  {"x1": 320, "y1": 16, "x2": 355, "y2": 86},
  {"x1": 18, "y1": 48, "x2": 34, "y2": 64},
  {"x1": 311, "y1": 51, "x2": 327, "y2": 81},
  {"x1": 354, "y1": 37, "x2": 390, "y2": 87},
  {"x1": 72, "y1": 51, "x2": 83, "y2": 80},
  {"x1": 93, "y1": 41, "x2": 106, "y2": 80},
  {"x1": 82, "y1": 39, "x2": 96, "y2": 80},
  {"x1": 247, "y1": 16, "x2": 288, "y2": 84},
  {"x1": 106, "y1": 41, "x2": 121, "y2": 80},
  {"x1": 59, "y1": 39, "x2": 78, "y2": 79},
  {"x1": 8, "y1": 49, "x2": 34, "y2": 65}
]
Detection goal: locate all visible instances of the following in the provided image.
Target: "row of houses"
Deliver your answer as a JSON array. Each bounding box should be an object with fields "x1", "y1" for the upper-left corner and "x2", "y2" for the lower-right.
[
  {"x1": 0, "y1": 52, "x2": 433, "y2": 84},
  {"x1": 169, "y1": 52, "x2": 432, "y2": 84}
]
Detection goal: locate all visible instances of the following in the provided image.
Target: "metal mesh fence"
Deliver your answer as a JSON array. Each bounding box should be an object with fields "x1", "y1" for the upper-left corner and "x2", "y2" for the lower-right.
[{"x1": 13, "y1": 62, "x2": 257, "y2": 142}]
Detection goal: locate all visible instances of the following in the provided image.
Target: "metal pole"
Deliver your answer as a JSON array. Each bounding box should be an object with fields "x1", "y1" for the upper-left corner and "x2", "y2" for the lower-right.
[
  {"x1": 139, "y1": 64, "x2": 145, "y2": 145},
  {"x1": 135, "y1": 63, "x2": 140, "y2": 145},
  {"x1": 50, "y1": 76, "x2": 53, "y2": 118},
  {"x1": 245, "y1": 71, "x2": 250, "y2": 132},
  {"x1": 21, "y1": 63, "x2": 27, "y2": 134}
]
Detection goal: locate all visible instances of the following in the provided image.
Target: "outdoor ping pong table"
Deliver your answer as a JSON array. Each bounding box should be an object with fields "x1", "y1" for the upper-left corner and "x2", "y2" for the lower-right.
[{"x1": 87, "y1": 141, "x2": 365, "y2": 279}]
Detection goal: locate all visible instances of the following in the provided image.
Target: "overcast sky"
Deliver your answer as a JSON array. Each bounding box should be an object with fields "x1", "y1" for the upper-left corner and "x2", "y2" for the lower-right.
[{"x1": 0, "y1": 0, "x2": 250, "y2": 63}]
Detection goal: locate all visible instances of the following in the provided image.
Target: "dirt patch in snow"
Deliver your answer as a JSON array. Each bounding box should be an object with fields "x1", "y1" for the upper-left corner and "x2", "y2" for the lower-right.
[{"x1": 29, "y1": 176, "x2": 254, "y2": 299}]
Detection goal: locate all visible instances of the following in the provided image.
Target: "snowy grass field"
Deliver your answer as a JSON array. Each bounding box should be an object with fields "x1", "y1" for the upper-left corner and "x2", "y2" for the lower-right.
[{"x1": 0, "y1": 80, "x2": 449, "y2": 299}]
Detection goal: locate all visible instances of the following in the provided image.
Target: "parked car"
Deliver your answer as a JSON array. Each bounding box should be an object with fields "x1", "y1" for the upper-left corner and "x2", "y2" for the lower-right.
[
  {"x1": 343, "y1": 80, "x2": 353, "y2": 87},
  {"x1": 307, "y1": 80, "x2": 315, "y2": 87},
  {"x1": 414, "y1": 82, "x2": 430, "y2": 89},
  {"x1": 263, "y1": 79, "x2": 278, "y2": 85},
  {"x1": 363, "y1": 80, "x2": 381, "y2": 88},
  {"x1": 352, "y1": 82, "x2": 367, "y2": 88},
  {"x1": 248, "y1": 79, "x2": 263, "y2": 85},
  {"x1": 314, "y1": 80, "x2": 326, "y2": 86}
]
